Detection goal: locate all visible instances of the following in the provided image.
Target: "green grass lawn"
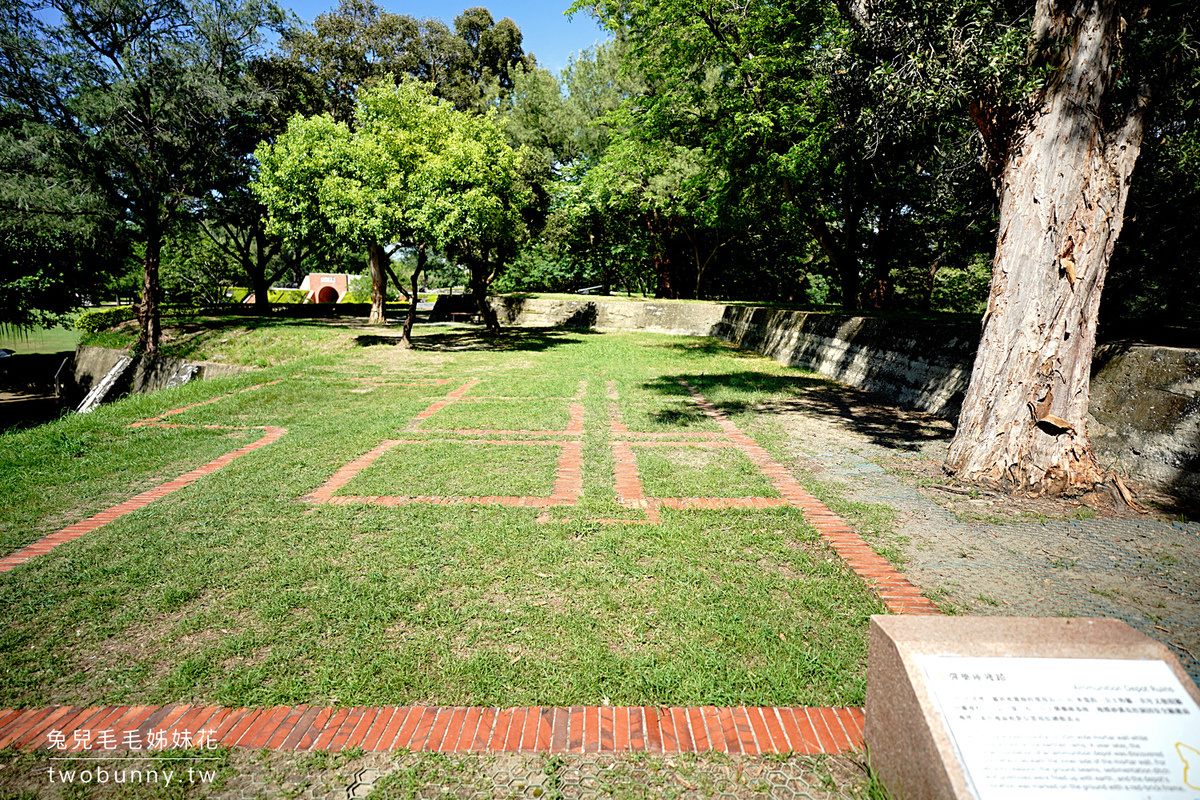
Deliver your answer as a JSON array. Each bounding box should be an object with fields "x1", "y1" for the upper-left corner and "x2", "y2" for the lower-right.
[
  {"x1": 0, "y1": 322, "x2": 885, "y2": 710},
  {"x1": 0, "y1": 324, "x2": 81, "y2": 355}
]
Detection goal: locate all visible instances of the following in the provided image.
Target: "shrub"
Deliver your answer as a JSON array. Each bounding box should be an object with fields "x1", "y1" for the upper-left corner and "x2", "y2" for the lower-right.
[
  {"x1": 267, "y1": 289, "x2": 310, "y2": 304},
  {"x1": 74, "y1": 305, "x2": 136, "y2": 333}
]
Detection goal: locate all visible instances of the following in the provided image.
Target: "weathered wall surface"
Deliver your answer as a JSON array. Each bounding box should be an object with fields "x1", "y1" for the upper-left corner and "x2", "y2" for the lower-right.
[
  {"x1": 490, "y1": 296, "x2": 1200, "y2": 500},
  {"x1": 1089, "y1": 345, "x2": 1200, "y2": 500},
  {"x1": 491, "y1": 296, "x2": 727, "y2": 337},
  {"x1": 709, "y1": 306, "x2": 979, "y2": 419},
  {"x1": 72, "y1": 345, "x2": 253, "y2": 403}
]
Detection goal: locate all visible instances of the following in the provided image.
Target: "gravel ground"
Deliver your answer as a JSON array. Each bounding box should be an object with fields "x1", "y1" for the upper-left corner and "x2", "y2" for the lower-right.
[{"x1": 773, "y1": 385, "x2": 1200, "y2": 685}]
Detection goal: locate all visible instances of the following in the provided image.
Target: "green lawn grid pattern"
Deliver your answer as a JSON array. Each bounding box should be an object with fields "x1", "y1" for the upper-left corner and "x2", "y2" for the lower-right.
[{"x1": 0, "y1": 333, "x2": 939, "y2": 729}]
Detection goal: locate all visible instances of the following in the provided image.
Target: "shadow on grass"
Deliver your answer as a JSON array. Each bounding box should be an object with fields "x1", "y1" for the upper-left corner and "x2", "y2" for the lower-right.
[
  {"x1": 356, "y1": 326, "x2": 599, "y2": 353},
  {"x1": 652, "y1": 339, "x2": 767, "y2": 358},
  {"x1": 644, "y1": 371, "x2": 954, "y2": 452},
  {"x1": 647, "y1": 406, "x2": 710, "y2": 426},
  {"x1": 157, "y1": 316, "x2": 345, "y2": 360}
]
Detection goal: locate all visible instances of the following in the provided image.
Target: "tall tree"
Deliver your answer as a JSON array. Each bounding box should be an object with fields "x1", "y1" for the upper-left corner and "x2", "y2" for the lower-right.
[
  {"x1": 409, "y1": 103, "x2": 533, "y2": 330},
  {"x1": 279, "y1": 2, "x2": 535, "y2": 317},
  {"x1": 574, "y1": 0, "x2": 967, "y2": 310},
  {"x1": 0, "y1": 0, "x2": 282, "y2": 355},
  {"x1": 195, "y1": 55, "x2": 323, "y2": 315},
  {"x1": 840, "y1": 0, "x2": 1199, "y2": 495},
  {"x1": 254, "y1": 79, "x2": 531, "y2": 335},
  {"x1": 0, "y1": 107, "x2": 131, "y2": 328},
  {"x1": 279, "y1": 0, "x2": 424, "y2": 124}
]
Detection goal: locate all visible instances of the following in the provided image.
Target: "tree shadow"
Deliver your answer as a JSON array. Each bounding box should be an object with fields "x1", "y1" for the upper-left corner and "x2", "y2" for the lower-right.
[
  {"x1": 354, "y1": 326, "x2": 596, "y2": 354},
  {"x1": 642, "y1": 370, "x2": 954, "y2": 452},
  {"x1": 654, "y1": 338, "x2": 771, "y2": 359},
  {"x1": 646, "y1": 406, "x2": 709, "y2": 426}
]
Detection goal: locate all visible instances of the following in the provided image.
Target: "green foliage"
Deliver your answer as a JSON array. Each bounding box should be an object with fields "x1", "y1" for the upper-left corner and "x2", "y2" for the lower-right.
[
  {"x1": 255, "y1": 78, "x2": 532, "y2": 323},
  {"x1": 159, "y1": 226, "x2": 244, "y2": 308},
  {"x1": 554, "y1": 0, "x2": 999, "y2": 307},
  {"x1": 1107, "y1": 121, "x2": 1200, "y2": 328},
  {"x1": 0, "y1": 0, "x2": 286, "y2": 351},
  {"x1": 74, "y1": 306, "x2": 136, "y2": 334},
  {"x1": 931, "y1": 253, "x2": 991, "y2": 314},
  {"x1": 279, "y1": 0, "x2": 534, "y2": 120},
  {"x1": 0, "y1": 115, "x2": 133, "y2": 327}
]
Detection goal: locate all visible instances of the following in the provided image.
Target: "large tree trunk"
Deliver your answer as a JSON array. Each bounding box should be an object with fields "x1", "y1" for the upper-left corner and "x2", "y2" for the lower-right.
[
  {"x1": 861, "y1": 205, "x2": 895, "y2": 312},
  {"x1": 250, "y1": 264, "x2": 272, "y2": 315},
  {"x1": 250, "y1": 230, "x2": 274, "y2": 316},
  {"x1": 799, "y1": 206, "x2": 861, "y2": 313},
  {"x1": 469, "y1": 255, "x2": 500, "y2": 334},
  {"x1": 946, "y1": 0, "x2": 1148, "y2": 495},
  {"x1": 367, "y1": 241, "x2": 389, "y2": 325},
  {"x1": 648, "y1": 211, "x2": 678, "y2": 299},
  {"x1": 136, "y1": 226, "x2": 163, "y2": 357}
]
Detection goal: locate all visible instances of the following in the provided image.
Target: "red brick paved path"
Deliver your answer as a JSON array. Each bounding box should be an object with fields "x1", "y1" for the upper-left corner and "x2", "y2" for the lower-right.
[
  {"x1": 0, "y1": 373, "x2": 938, "y2": 754},
  {"x1": 0, "y1": 704, "x2": 864, "y2": 755}
]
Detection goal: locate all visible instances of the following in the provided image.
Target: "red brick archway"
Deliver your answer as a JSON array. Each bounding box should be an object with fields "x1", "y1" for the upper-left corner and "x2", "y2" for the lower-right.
[{"x1": 317, "y1": 286, "x2": 339, "y2": 303}]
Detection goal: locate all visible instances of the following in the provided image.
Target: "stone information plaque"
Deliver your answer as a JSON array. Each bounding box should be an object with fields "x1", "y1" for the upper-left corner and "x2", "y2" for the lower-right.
[{"x1": 916, "y1": 655, "x2": 1200, "y2": 799}]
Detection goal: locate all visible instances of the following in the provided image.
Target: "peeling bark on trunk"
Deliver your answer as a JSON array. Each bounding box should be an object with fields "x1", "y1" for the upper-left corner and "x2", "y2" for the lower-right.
[
  {"x1": 946, "y1": 0, "x2": 1148, "y2": 496},
  {"x1": 367, "y1": 241, "x2": 388, "y2": 325}
]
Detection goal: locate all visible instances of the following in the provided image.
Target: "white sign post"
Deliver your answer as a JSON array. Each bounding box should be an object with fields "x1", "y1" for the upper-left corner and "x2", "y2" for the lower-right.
[{"x1": 917, "y1": 656, "x2": 1200, "y2": 799}]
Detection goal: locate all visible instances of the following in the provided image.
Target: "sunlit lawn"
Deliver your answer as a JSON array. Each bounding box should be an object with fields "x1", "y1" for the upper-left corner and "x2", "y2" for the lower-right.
[
  {"x1": 0, "y1": 324, "x2": 81, "y2": 355},
  {"x1": 0, "y1": 322, "x2": 884, "y2": 710}
]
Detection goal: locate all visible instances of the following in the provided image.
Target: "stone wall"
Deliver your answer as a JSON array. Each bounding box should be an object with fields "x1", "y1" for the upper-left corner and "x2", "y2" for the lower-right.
[
  {"x1": 490, "y1": 296, "x2": 1200, "y2": 500},
  {"x1": 709, "y1": 306, "x2": 979, "y2": 419},
  {"x1": 72, "y1": 345, "x2": 253, "y2": 405},
  {"x1": 490, "y1": 296, "x2": 727, "y2": 336},
  {"x1": 1089, "y1": 344, "x2": 1200, "y2": 500}
]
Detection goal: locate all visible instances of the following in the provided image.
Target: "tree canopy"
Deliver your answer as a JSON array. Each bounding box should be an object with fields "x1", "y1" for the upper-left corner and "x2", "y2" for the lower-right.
[
  {"x1": 254, "y1": 78, "x2": 530, "y2": 333},
  {"x1": 0, "y1": 0, "x2": 284, "y2": 352}
]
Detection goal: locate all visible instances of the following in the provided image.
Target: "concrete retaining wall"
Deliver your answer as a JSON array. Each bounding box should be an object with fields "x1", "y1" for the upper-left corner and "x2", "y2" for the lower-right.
[
  {"x1": 490, "y1": 296, "x2": 728, "y2": 336},
  {"x1": 1089, "y1": 344, "x2": 1200, "y2": 500},
  {"x1": 709, "y1": 306, "x2": 979, "y2": 419},
  {"x1": 490, "y1": 296, "x2": 1200, "y2": 500},
  {"x1": 72, "y1": 345, "x2": 253, "y2": 404}
]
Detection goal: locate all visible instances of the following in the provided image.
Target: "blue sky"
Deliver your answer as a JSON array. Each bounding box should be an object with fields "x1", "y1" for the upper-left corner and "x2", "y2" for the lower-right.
[{"x1": 281, "y1": 0, "x2": 612, "y2": 74}]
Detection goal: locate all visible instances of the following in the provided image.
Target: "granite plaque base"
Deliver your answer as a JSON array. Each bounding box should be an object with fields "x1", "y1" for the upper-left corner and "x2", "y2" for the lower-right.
[{"x1": 866, "y1": 616, "x2": 1200, "y2": 800}]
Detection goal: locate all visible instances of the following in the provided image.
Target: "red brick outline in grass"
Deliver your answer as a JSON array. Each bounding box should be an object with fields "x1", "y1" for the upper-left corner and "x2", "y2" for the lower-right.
[
  {"x1": 305, "y1": 380, "x2": 586, "y2": 510},
  {"x1": 0, "y1": 374, "x2": 940, "y2": 757},
  {"x1": 0, "y1": 383, "x2": 287, "y2": 574},
  {"x1": 606, "y1": 379, "x2": 940, "y2": 615},
  {"x1": 305, "y1": 439, "x2": 583, "y2": 508},
  {"x1": 0, "y1": 704, "x2": 864, "y2": 755},
  {"x1": 306, "y1": 376, "x2": 940, "y2": 614},
  {"x1": 304, "y1": 375, "x2": 457, "y2": 388}
]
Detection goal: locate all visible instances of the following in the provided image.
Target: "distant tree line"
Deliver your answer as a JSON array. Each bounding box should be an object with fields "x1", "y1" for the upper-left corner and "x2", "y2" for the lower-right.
[{"x1": 2, "y1": 0, "x2": 1198, "y2": 497}]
